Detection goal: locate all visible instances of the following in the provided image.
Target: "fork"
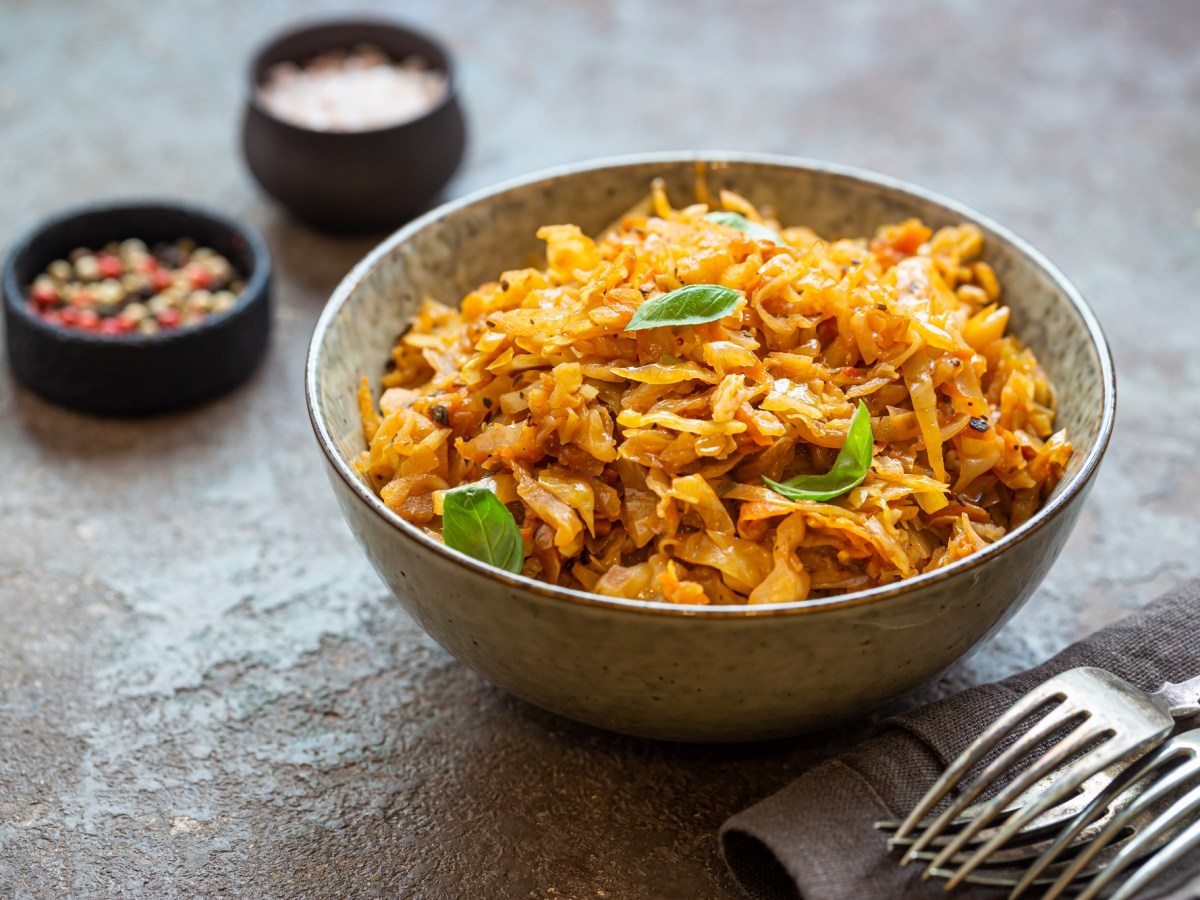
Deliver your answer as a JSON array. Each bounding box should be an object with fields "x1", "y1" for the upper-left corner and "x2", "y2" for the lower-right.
[
  {"x1": 880, "y1": 761, "x2": 1138, "y2": 868},
  {"x1": 1010, "y1": 727, "x2": 1200, "y2": 900},
  {"x1": 880, "y1": 747, "x2": 1196, "y2": 894},
  {"x1": 885, "y1": 667, "x2": 1200, "y2": 888}
]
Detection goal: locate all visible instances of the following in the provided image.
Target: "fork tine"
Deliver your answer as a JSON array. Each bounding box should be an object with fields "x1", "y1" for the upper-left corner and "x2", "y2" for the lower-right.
[
  {"x1": 904, "y1": 826, "x2": 1059, "y2": 863},
  {"x1": 890, "y1": 685, "x2": 1067, "y2": 844},
  {"x1": 1041, "y1": 755, "x2": 1199, "y2": 900},
  {"x1": 899, "y1": 700, "x2": 1082, "y2": 861},
  {"x1": 932, "y1": 722, "x2": 1112, "y2": 885},
  {"x1": 913, "y1": 793, "x2": 1123, "y2": 869},
  {"x1": 1108, "y1": 814, "x2": 1200, "y2": 900},
  {"x1": 914, "y1": 828, "x2": 1085, "y2": 868},
  {"x1": 1011, "y1": 741, "x2": 1194, "y2": 898},
  {"x1": 897, "y1": 700, "x2": 1075, "y2": 864},
  {"x1": 926, "y1": 863, "x2": 1032, "y2": 887},
  {"x1": 927, "y1": 833, "x2": 1136, "y2": 889},
  {"x1": 883, "y1": 762, "x2": 1121, "y2": 855},
  {"x1": 1073, "y1": 777, "x2": 1200, "y2": 900}
]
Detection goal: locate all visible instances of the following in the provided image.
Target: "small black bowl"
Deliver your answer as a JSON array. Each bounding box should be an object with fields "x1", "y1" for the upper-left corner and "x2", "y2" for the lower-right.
[
  {"x1": 3, "y1": 201, "x2": 272, "y2": 415},
  {"x1": 241, "y1": 18, "x2": 467, "y2": 233}
]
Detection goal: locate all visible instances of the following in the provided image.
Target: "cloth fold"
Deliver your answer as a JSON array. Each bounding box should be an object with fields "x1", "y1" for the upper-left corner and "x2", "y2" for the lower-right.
[{"x1": 721, "y1": 577, "x2": 1200, "y2": 900}]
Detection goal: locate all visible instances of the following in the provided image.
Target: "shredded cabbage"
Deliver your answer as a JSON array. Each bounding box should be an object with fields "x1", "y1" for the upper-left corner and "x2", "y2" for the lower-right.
[{"x1": 357, "y1": 177, "x2": 1072, "y2": 604}]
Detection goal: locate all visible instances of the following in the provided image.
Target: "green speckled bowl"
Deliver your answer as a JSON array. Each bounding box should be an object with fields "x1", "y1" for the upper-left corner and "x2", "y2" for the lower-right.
[{"x1": 306, "y1": 154, "x2": 1115, "y2": 742}]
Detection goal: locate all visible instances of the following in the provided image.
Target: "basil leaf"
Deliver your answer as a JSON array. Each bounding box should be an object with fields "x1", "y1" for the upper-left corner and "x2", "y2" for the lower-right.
[
  {"x1": 624, "y1": 284, "x2": 740, "y2": 332},
  {"x1": 441, "y1": 484, "x2": 524, "y2": 574},
  {"x1": 763, "y1": 401, "x2": 874, "y2": 502},
  {"x1": 704, "y1": 210, "x2": 783, "y2": 244}
]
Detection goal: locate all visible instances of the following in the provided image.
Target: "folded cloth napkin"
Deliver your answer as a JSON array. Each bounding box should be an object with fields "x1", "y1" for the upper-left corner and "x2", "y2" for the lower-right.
[{"x1": 721, "y1": 576, "x2": 1200, "y2": 900}]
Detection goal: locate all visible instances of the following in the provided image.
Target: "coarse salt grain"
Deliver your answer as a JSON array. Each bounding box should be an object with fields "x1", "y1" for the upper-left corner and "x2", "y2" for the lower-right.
[{"x1": 258, "y1": 46, "x2": 447, "y2": 132}]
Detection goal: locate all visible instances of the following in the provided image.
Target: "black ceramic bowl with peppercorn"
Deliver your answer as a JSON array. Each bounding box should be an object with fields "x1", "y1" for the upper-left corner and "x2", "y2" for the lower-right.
[
  {"x1": 3, "y1": 201, "x2": 272, "y2": 415},
  {"x1": 241, "y1": 18, "x2": 467, "y2": 233}
]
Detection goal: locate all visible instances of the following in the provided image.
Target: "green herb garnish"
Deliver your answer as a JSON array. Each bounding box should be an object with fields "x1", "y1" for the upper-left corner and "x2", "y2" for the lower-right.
[
  {"x1": 441, "y1": 484, "x2": 524, "y2": 574},
  {"x1": 624, "y1": 283, "x2": 741, "y2": 332},
  {"x1": 763, "y1": 401, "x2": 874, "y2": 501},
  {"x1": 704, "y1": 210, "x2": 784, "y2": 244}
]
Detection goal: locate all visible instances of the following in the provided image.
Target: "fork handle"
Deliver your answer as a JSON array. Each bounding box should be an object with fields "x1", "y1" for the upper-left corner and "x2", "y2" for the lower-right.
[{"x1": 1150, "y1": 674, "x2": 1200, "y2": 718}]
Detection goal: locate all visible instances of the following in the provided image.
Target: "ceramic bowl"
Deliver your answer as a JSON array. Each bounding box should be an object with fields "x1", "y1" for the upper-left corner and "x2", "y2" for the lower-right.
[
  {"x1": 306, "y1": 154, "x2": 1115, "y2": 742},
  {"x1": 4, "y1": 200, "x2": 272, "y2": 415},
  {"x1": 241, "y1": 18, "x2": 467, "y2": 233}
]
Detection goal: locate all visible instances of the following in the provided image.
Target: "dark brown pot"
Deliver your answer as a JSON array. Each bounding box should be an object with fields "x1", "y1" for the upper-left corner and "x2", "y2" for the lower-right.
[{"x1": 241, "y1": 18, "x2": 467, "y2": 234}]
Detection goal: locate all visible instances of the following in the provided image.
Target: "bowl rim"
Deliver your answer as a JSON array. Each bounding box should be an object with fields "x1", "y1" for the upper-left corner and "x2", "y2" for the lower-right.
[
  {"x1": 244, "y1": 15, "x2": 459, "y2": 138},
  {"x1": 2, "y1": 198, "x2": 272, "y2": 346},
  {"x1": 306, "y1": 151, "x2": 1116, "y2": 619}
]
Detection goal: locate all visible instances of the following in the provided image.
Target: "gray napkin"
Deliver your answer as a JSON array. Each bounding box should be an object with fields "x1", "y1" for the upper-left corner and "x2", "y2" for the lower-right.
[{"x1": 721, "y1": 577, "x2": 1200, "y2": 900}]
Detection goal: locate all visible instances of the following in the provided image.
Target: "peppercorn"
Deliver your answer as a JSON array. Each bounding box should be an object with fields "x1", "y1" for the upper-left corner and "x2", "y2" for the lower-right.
[
  {"x1": 31, "y1": 278, "x2": 58, "y2": 305},
  {"x1": 119, "y1": 238, "x2": 147, "y2": 257},
  {"x1": 156, "y1": 244, "x2": 185, "y2": 268},
  {"x1": 97, "y1": 254, "x2": 122, "y2": 279},
  {"x1": 185, "y1": 263, "x2": 212, "y2": 289},
  {"x1": 204, "y1": 256, "x2": 233, "y2": 285},
  {"x1": 149, "y1": 269, "x2": 173, "y2": 293},
  {"x1": 148, "y1": 293, "x2": 174, "y2": 316},
  {"x1": 96, "y1": 280, "x2": 124, "y2": 307},
  {"x1": 186, "y1": 290, "x2": 212, "y2": 313},
  {"x1": 75, "y1": 255, "x2": 100, "y2": 281}
]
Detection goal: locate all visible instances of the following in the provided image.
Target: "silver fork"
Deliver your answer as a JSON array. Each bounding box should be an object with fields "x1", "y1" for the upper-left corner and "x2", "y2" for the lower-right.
[
  {"x1": 885, "y1": 667, "x2": 1200, "y2": 889},
  {"x1": 1010, "y1": 727, "x2": 1200, "y2": 900},
  {"x1": 880, "y1": 761, "x2": 1137, "y2": 865},
  {"x1": 880, "y1": 756, "x2": 1191, "y2": 892}
]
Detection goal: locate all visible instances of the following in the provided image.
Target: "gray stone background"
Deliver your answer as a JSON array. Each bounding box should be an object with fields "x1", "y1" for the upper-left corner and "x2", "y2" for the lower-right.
[{"x1": 1, "y1": 0, "x2": 1197, "y2": 897}]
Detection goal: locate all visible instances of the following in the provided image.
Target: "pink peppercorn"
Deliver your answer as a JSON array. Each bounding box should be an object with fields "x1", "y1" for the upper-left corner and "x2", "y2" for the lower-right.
[
  {"x1": 150, "y1": 270, "x2": 173, "y2": 292},
  {"x1": 185, "y1": 264, "x2": 211, "y2": 289},
  {"x1": 31, "y1": 282, "x2": 58, "y2": 305},
  {"x1": 98, "y1": 254, "x2": 122, "y2": 279}
]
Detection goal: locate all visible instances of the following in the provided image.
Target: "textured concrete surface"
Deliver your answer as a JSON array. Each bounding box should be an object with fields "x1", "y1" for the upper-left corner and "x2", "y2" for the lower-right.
[{"x1": 1, "y1": 1, "x2": 1198, "y2": 897}]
